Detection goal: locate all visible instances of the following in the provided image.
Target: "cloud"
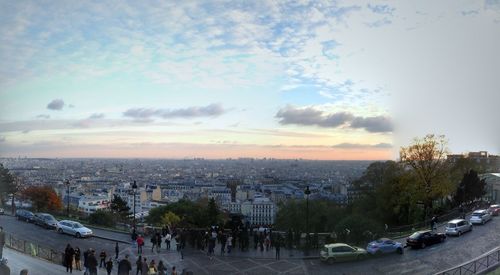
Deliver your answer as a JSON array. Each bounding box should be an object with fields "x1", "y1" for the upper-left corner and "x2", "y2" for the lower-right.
[
  {"x1": 46, "y1": 99, "x2": 65, "y2": 110},
  {"x1": 350, "y1": 116, "x2": 393, "y2": 133},
  {"x1": 367, "y1": 4, "x2": 395, "y2": 15},
  {"x1": 0, "y1": 136, "x2": 5, "y2": 142},
  {"x1": 89, "y1": 113, "x2": 105, "y2": 119},
  {"x1": 36, "y1": 114, "x2": 50, "y2": 119},
  {"x1": 332, "y1": 142, "x2": 392, "y2": 149},
  {"x1": 68, "y1": 104, "x2": 75, "y2": 108},
  {"x1": 276, "y1": 105, "x2": 392, "y2": 133},
  {"x1": 123, "y1": 103, "x2": 226, "y2": 120},
  {"x1": 22, "y1": 130, "x2": 30, "y2": 134},
  {"x1": 461, "y1": 10, "x2": 479, "y2": 16}
]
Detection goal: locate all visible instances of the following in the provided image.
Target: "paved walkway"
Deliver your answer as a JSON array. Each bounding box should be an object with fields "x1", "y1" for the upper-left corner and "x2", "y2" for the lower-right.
[{"x1": 2, "y1": 247, "x2": 67, "y2": 275}]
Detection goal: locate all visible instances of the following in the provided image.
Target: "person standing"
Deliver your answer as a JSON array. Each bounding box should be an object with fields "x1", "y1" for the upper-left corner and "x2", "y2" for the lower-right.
[
  {"x1": 157, "y1": 261, "x2": 166, "y2": 275},
  {"x1": 74, "y1": 247, "x2": 81, "y2": 271},
  {"x1": 141, "y1": 258, "x2": 148, "y2": 275},
  {"x1": 165, "y1": 232, "x2": 171, "y2": 251},
  {"x1": 171, "y1": 266, "x2": 177, "y2": 275},
  {"x1": 0, "y1": 226, "x2": 5, "y2": 261},
  {"x1": 156, "y1": 233, "x2": 162, "y2": 253},
  {"x1": 117, "y1": 255, "x2": 132, "y2": 275},
  {"x1": 150, "y1": 234, "x2": 157, "y2": 253},
  {"x1": 105, "y1": 258, "x2": 113, "y2": 275},
  {"x1": 64, "y1": 244, "x2": 75, "y2": 273},
  {"x1": 115, "y1": 242, "x2": 119, "y2": 260},
  {"x1": 135, "y1": 256, "x2": 142, "y2": 275},
  {"x1": 83, "y1": 248, "x2": 90, "y2": 274},
  {"x1": 99, "y1": 250, "x2": 107, "y2": 268},
  {"x1": 275, "y1": 237, "x2": 281, "y2": 260},
  {"x1": 137, "y1": 235, "x2": 144, "y2": 255},
  {"x1": 87, "y1": 250, "x2": 98, "y2": 275},
  {"x1": 226, "y1": 235, "x2": 233, "y2": 254},
  {"x1": 147, "y1": 259, "x2": 157, "y2": 275}
]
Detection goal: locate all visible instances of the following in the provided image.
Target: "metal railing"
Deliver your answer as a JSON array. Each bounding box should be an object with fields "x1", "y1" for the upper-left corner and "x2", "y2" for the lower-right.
[
  {"x1": 436, "y1": 247, "x2": 500, "y2": 275},
  {"x1": 4, "y1": 232, "x2": 63, "y2": 265}
]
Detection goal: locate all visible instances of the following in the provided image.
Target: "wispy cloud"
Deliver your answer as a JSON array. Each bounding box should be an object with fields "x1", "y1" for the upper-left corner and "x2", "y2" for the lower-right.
[
  {"x1": 89, "y1": 113, "x2": 105, "y2": 119},
  {"x1": 0, "y1": 136, "x2": 5, "y2": 142},
  {"x1": 36, "y1": 114, "x2": 50, "y2": 119},
  {"x1": 46, "y1": 99, "x2": 64, "y2": 111},
  {"x1": 332, "y1": 142, "x2": 392, "y2": 149},
  {"x1": 123, "y1": 103, "x2": 226, "y2": 120}
]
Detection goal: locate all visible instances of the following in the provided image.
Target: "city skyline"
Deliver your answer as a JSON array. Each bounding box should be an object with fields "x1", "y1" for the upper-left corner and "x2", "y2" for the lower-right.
[{"x1": 1, "y1": 1, "x2": 499, "y2": 160}]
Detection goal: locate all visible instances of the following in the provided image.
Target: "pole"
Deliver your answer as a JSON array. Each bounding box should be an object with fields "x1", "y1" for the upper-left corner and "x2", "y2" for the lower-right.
[{"x1": 133, "y1": 189, "x2": 136, "y2": 231}]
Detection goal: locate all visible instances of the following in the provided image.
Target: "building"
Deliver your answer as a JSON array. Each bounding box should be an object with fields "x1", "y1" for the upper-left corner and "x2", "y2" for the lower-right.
[
  {"x1": 241, "y1": 197, "x2": 276, "y2": 226},
  {"x1": 78, "y1": 196, "x2": 110, "y2": 214},
  {"x1": 481, "y1": 173, "x2": 500, "y2": 203}
]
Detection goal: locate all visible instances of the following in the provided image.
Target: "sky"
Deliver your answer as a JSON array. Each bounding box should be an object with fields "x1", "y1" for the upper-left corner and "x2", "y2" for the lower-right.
[{"x1": 0, "y1": 0, "x2": 499, "y2": 160}]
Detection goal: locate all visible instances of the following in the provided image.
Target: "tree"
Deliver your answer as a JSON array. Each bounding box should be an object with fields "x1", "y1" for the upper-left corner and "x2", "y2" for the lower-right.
[
  {"x1": 207, "y1": 198, "x2": 220, "y2": 226},
  {"x1": 454, "y1": 169, "x2": 486, "y2": 205},
  {"x1": 0, "y1": 164, "x2": 21, "y2": 213},
  {"x1": 161, "y1": 211, "x2": 181, "y2": 228},
  {"x1": 22, "y1": 186, "x2": 62, "y2": 212},
  {"x1": 110, "y1": 195, "x2": 130, "y2": 222},
  {"x1": 400, "y1": 134, "x2": 454, "y2": 220},
  {"x1": 88, "y1": 209, "x2": 115, "y2": 227}
]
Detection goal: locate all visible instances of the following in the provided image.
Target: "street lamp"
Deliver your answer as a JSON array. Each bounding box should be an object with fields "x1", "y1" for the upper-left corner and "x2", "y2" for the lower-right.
[
  {"x1": 65, "y1": 179, "x2": 70, "y2": 217},
  {"x1": 132, "y1": 180, "x2": 138, "y2": 231},
  {"x1": 304, "y1": 186, "x2": 311, "y2": 251}
]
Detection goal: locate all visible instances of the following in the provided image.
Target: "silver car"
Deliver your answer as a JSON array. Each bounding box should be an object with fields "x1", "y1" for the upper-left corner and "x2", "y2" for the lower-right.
[
  {"x1": 445, "y1": 219, "x2": 472, "y2": 236},
  {"x1": 56, "y1": 220, "x2": 93, "y2": 238},
  {"x1": 469, "y1": 210, "x2": 492, "y2": 225}
]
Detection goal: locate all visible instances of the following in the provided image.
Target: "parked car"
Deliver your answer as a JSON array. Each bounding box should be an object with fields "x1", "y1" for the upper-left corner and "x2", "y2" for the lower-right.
[
  {"x1": 445, "y1": 219, "x2": 473, "y2": 236},
  {"x1": 406, "y1": 230, "x2": 446, "y2": 249},
  {"x1": 320, "y1": 243, "x2": 368, "y2": 263},
  {"x1": 33, "y1": 213, "x2": 58, "y2": 229},
  {"x1": 0, "y1": 208, "x2": 4, "y2": 215},
  {"x1": 15, "y1": 209, "x2": 34, "y2": 222},
  {"x1": 488, "y1": 205, "x2": 500, "y2": 216},
  {"x1": 469, "y1": 209, "x2": 492, "y2": 225},
  {"x1": 56, "y1": 220, "x2": 93, "y2": 238},
  {"x1": 366, "y1": 238, "x2": 404, "y2": 255}
]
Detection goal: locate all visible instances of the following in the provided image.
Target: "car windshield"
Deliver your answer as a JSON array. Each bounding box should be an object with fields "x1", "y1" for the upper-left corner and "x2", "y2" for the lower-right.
[
  {"x1": 73, "y1": 223, "x2": 84, "y2": 228},
  {"x1": 472, "y1": 213, "x2": 482, "y2": 217},
  {"x1": 447, "y1": 223, "x2": 456, "y2": 228},
  {"x1": 409, "y1": 232, "x2": 421, "y2": 239}
]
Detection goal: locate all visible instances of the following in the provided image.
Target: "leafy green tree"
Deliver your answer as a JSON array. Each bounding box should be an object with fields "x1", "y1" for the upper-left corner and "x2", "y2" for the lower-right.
[
  {"x1": 0, "y1": 164, "x2": 20, "y2": 213},
  {"x1": 454, "y1": 169, "x2": 486, "y2": 205},
  {"x1": 88, "y1": 209, "x2": 115, "y2": 227},
  {"x1": 207, "y1": 198, "x2": 220, "y2": 226},
  {"x1": 334, "y1": 215, "x2": 382, "y2": 245},
  {"x1": 400, "y1": 134, "x2": 454, "y2": 220},
  {"x1": 161, "y1": 211, "x2": 181, "y2": 228},
  {"x1": 110, "y1": 195, "x2": 130, "y2": 222}
]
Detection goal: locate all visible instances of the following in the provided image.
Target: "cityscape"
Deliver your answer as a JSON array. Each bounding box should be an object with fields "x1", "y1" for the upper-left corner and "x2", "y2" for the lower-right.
[{"x1": 1, "y1": 1, "x2": 500, "y2": 275}]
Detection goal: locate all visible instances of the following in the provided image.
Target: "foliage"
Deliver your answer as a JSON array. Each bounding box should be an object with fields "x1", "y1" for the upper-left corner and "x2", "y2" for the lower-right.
[
  {"x1": 400, "y1": 134, "x2": 454, "y2": 219},
  {"x1": 275, "y1": 199, "x2": 343, "y2": 232},
  {"x1": 0, "y1": 164, "x2": 20, "y2": 208},
  {"x1": 146, "y1": 198, "x2": 225, "y2": 228},
  {"x1": 454, "y1": 169, "x2": 486, "y2": 205},
  {"x1": 207, "y1": 198, "x2": 220, "y2": 226},
  {"x1": 161, "y1": 211, "x2": 181, "y2": 227},
  {"x1": 334, "y1": 214, "x2": 383, "y2": 245},
  {"x1": 88, "y1": 209, "x2": 116, "y2": 227},
  {"x1": 110, "y1": 195, "x2": 130, "y2": 222},
  {"x1": 22, "y1": 186, "x2": 62, "y2": 212}
]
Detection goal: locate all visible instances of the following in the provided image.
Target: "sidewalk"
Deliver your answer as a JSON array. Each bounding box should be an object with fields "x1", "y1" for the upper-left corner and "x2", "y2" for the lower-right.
[{"x1": 2, "y1": 247, "x2": 67, "y2": 275}]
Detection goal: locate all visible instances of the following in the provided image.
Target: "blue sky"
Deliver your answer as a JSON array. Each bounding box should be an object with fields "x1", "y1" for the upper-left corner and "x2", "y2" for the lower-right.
[{"x1": 0, "y1": 0, "x2": 499, "y2": 159}]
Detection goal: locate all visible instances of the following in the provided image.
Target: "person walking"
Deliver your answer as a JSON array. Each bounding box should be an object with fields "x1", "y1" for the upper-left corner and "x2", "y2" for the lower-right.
[
  {"x1": 0, "y1": 226, "x2": 5, "y2": 261},
  {"x1": 87, "y1": 250, "x2": 98, "y2": 275},
  {"x1": 171, "y1": 266, "x2": 177, "y2": 275},
  {"x1": 74, "y1": 247, "x2": 81, "y2": 271},
  {"x1": 105, "y1": 258, "x2": 113, "y2": 275},
  {"x1": 137, "y1": 235, "x2": 144, "y2": 255},
  {"x1": 150, "y1": 234, "x2": 157, "y2": 253},
  {"x1": 99, "y1": 250, "x2": 107, "y2": 268},
  {"x1": 64, "y1": 244, "x2": 75, "y2": 273},
  {"x1": 117, "y1": 255, "x2": 132, "y2": 275},
  {"x1": 220, "y1": 233, "x2": 226, "y2": 256},
  {"x1": 157, "y1": 261, "x2": 166, "y2": 275},
  {"x1": 165, "y1": 232, "x2": 171, "y2": 251},
  {"x1": 156, "y1": 233, "x2": 162, "y2": 253},
  {"x1": 115, "y1": 242, "x2": 119, "y2": 260},
  {"x1": 83, "y1": 248, "x2": 90, "y2": 274},
  {"x1": 227, "y1": 235, "x2": 233, "y2": 254},
  {"x1": 135, "y1": 256, "x2": 142, "y2": 275}
]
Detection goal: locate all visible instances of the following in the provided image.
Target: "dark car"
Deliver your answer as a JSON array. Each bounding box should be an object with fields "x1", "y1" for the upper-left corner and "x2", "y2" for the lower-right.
[
  {"x1": 15, "y1": 209, "x2": 35, "y2": 222},
  {"x1": 406, "y1": 230, "x2": 446, "y2": 249},
  {"x1": 33, "y1": 213, "x2": 58, "y2": 229}
]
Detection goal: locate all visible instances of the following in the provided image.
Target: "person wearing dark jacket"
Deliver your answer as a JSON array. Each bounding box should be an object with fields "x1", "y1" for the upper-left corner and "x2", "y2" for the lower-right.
[
  {"x1": 74, "y1": 247, "x2": 81, "y2": 271},
  {"x1": 135, "y1": 256, "x2": 142, "y2": 275},
  {"x1": 83, "y1": 248, "x2": 90, "y2": 274},
  {"x1": 105, "y1": 258, "x2": 113, "y2": 275},
  {"x1": 64, "y1": 243, "x2": 75, "y2": 273},
  {"x1": 86, "y1": 250, "x2": 98, "y2": 275},
  {"x1": 117, "y1": 255, "x2": 132, "y2": 275},
  {"x1": 99, "y1": 250, "x2": 107, "y2": 268},
  {"x1": 115, "y1": 242, "x2": 119, "y2": 259}
]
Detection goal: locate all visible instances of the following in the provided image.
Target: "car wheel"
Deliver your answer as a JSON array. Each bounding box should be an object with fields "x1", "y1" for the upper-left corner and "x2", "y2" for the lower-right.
[
  {"x1": 421, "y1": 243, "x2": 426, "y2": 249},
  {"x1": 376, "y1": 250, "x2": 382, "y2": 256},
  {"x1": 75, "y1": 232, "x2": 81, "y2": 238},
  {"x1": 458, "y1": 231, "x2": 461, "y2": 236},
  {"x1": 58, "y1": 228, "x2": 63, "y2": 234},
  {"x1": 357, "y1": 254, "x2": 365, "y2": 261},
  {"x1": 327, "y1": 258, "x2": 335, "y2": 264},
  {"x1": 397, "y1": 247, "x2": 403, "y2": 254}
]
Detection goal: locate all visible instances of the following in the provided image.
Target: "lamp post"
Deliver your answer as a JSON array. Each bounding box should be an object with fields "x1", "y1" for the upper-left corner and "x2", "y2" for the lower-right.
[
  {"x1": 65, "y1": 179, "x2": 70, "y2": 217},
  {"x1": 304, "y1": 186, "x2": 311, "y2": 252},
  {"x1": 132, "y1": 180, "x2": 137, "y2": 231}
]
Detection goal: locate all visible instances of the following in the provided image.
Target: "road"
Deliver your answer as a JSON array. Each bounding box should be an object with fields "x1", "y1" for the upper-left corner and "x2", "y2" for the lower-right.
[{"x1": 2, "y1": 214, "x2": 500, "y2": 274}]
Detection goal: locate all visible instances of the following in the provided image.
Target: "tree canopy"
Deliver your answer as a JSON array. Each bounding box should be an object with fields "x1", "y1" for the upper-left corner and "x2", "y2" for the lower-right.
[{"x1": 21, "y1": 185, "x2": 62, "y2": 212}]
